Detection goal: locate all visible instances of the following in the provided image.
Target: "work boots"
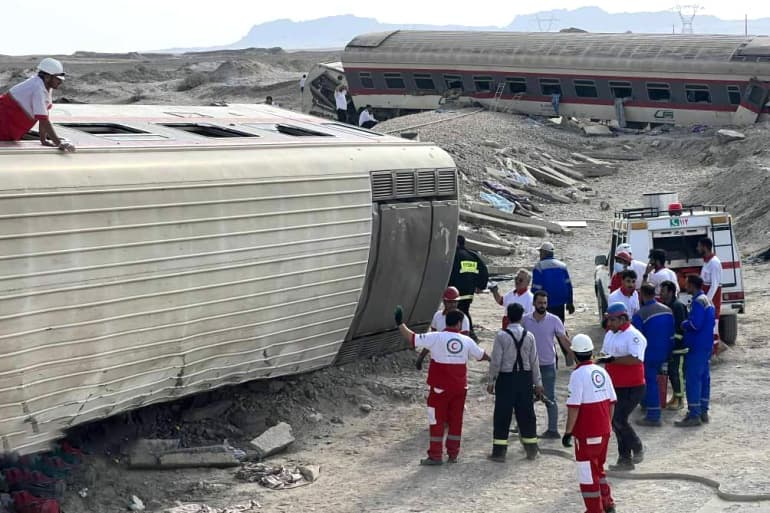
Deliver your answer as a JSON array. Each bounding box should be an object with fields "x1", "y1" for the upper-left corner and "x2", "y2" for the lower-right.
[
  {"x1": 523, "y1": 443, "x2": 539, "y2": 460},
  {"x1": 674, "y1": 415, "x2": 703, "y2": 428},
  {"x1": 609, "y1": 457, "x2": 634, "y2": 471},
  {"x1": 487, "y1": 446, "x2": 507, "y2": 463},
  {"x1": 666, "y1": 397, "x2": 684, "y2": 410}
]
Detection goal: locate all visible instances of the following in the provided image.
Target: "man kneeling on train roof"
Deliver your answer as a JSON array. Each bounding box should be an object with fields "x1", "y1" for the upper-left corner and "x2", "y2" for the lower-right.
[
  {"x1": 358, "y1": 105, "x2": 377, "y2": 129},
  {"x1": 395, "y1": 306, "x2": 489, "y2": 465},
  {"x1": 0, "y1": 58, "x2": 75, "y2": 151}
]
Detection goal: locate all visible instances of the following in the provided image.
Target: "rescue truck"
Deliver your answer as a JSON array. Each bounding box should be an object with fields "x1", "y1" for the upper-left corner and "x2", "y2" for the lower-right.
[{"x1": 594, "y1": 192, "x2": 744, "y2": 344}]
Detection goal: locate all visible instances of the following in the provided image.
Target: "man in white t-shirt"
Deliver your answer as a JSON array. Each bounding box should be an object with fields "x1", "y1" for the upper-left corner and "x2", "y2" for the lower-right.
[
  {"x1": 396, "y1": 306, "x2": 489, "y2": 465},
  {"x1": 608, "y1": 269, "x2": 640, "y2": 319},
  {"x1": 334, "y1": 85, "x2": 349, "y2": 123},
  {"x1": 698, "y1": 237, "x2": 723, "y2": 348},
  {"x1": 643, "y1": 249, "x2": 679, "y2": 296},
  {"x1": 299, "y1": 74, "x2": 306, "y2": 94},
  {"x1": 358, "y1": 105, "x2": 378, "y2": 129},
  {"x1": 0, "y1": 58, "x2": 74, "y2": 151},
  {"x1": 490, "y1": 268, "x2": 534, "y2": 329}
]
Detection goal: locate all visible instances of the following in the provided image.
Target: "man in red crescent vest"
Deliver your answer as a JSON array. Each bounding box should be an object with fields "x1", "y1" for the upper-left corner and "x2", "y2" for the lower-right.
[
  {"x1": 395, "y1": 306, "x2": 489, "y2": 465},
  {"x1": 0, "y1": 58, "x2": 75, "y2": 151}
]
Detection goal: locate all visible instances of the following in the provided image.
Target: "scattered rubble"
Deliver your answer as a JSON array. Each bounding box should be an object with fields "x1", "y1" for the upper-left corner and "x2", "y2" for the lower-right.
[
  {"x1": 128, "y1": 440, "x2": 241, "y2": 469},
  {"x1": 716, "y1": 129, "x2": 746, "y2": 144},
  {"x1": 163, "y1": 501, "x2": 261, "y2": 513},
  {"x1": 249, "y1": 422, "x2": 295, "y2": 459},
  {"x1": 128, "y1": 495, "x2": 145, "y2": 511},
  {"x1": 235, "y1": 462, "x2": 317, "y2": 489}
]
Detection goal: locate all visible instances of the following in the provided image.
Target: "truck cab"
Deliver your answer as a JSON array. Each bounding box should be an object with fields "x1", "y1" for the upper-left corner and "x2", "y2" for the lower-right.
[{"x1": 594, "y1": 192, "x2": 744, "y2": 344}]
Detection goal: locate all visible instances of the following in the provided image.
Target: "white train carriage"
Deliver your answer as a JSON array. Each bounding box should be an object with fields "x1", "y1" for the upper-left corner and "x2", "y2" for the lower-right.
[
  {"x1": 341, "y1": 31, "x2": 770, "y2": 126},
  {"x1": 0, "y1": 104, "x2": 459, "y2": 454}
]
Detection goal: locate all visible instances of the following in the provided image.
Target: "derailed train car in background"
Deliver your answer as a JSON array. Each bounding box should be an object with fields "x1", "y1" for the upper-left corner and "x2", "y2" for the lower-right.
[
  {"x1": 0, "y1": 104, "x2": 458, "y2": 454},
  {"x1": 312, "y1": 30, "x2": 770, "y2": 126}
]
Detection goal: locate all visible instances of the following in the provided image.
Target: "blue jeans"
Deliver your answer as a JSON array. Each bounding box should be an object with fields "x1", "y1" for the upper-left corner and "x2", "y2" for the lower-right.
[{"x1": 540, "y1": 364, "x2": 558, "y2": 433}]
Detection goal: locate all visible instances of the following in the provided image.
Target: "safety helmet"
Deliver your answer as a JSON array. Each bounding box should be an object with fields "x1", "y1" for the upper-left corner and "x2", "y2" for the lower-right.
[
  {"x1": 37, "y1": 58, "x2": 66, "y2": 79},
  {"x1": 443, "y1": 286, "x2": 460, "y2": 301},
  {"x1": 606, "y1": 302, "x2": 628, "y2": 317},
  {"x1": 616, "y1": 243, "x2": 632, "y2": 256},
  {"x1": 571, "y1": 334, "x2": 594, "y2": 353},
  {"x1": 615, "y1": 251, "x2": 632, "y2": 264}
]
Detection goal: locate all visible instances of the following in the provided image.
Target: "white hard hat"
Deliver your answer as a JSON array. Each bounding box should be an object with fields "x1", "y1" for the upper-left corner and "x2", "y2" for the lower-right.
[
  {"x1": 615, "y1": 243, "x2": 632, "y2": 256},
  {"x1": 571, "y1": 334, "x2": 594, "y2": 353},
  {"x1": 37, "y1": 58, "x2": 66, "y2": 80},
  {"x1": 538, "y1": 241, "x2": 555, "y2": 252}
]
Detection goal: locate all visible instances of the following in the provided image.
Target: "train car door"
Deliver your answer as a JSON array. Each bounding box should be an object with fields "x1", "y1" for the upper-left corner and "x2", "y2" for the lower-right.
[{"x1": 732, "y1": 79, "x2": 770, "y2": 125}]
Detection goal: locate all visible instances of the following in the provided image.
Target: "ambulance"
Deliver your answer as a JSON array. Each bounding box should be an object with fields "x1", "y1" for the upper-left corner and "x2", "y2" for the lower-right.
[{"x1": 593, "y1": 192, "x2": 744, "y2": 345}]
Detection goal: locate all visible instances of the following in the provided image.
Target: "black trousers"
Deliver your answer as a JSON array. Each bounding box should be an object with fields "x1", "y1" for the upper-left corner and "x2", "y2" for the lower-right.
[
  {"x1": 612, "y1": 385, "x2": 645, "y2": 459},
  {"x1": 668, "y1": 350, "x2": 687, "y2": 398},
  {"x1": 457, "y1": 299, "x2": 474, "y2": 334},
  {"x1": 361, "y1": 120, "x2": 377, "y2": 129},
  {"x1": 492, "y1": 372, "x2": 537, "y2": 456},
  {"x1": 336, "y1": 109, "x2": 347, "y2": 122}
]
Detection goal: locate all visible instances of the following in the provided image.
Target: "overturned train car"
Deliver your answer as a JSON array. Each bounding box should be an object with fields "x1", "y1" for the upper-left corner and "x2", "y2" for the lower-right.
[
  {"x1": 334, "y1": 30, "x2": 770, "y2": 126},
  {"x1": 0, "y1": 104, "x2": 459, "y2": 454}
]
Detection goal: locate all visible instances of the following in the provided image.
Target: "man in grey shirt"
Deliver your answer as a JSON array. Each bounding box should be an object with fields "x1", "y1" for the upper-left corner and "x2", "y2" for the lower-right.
[
  {"x1": 523, "y1": 290, "x2": 573, "y2": 439},
  {"x1": 487, "y1": 303, "x2": 543, "y2": 462}
]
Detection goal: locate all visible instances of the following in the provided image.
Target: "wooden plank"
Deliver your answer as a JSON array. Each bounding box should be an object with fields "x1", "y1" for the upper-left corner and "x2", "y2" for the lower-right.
[
  {"x1": 504, "y1": 179, "x2": 574, "y2": 204},
  {"x1": 464, "y1": 238, "x2": 514, "y2": 256},
  {"x1": 459, "y1": 209, "x2": 548, "y2": 237},
  {"x1": 519, "y1": 162, "x2": 574, "y2": 188},
  {"x1": 556, "y1": 220, "x2": 588, "y2": 228},
  {"x1": 470, "y1": 203, "x2": 564, "y2": 234}
]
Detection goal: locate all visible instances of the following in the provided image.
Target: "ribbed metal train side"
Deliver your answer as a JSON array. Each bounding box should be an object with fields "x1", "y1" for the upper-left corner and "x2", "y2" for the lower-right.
[{"x1": 0, "y1": 144, "x2": 454, "y2": 454}]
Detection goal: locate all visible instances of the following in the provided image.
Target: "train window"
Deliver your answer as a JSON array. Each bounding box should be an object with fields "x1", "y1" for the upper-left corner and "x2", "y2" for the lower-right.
[
  {"x1": 574, "y1": 79, "x2": 598, "y2": 98},
  {"x1": 539, "y1": 79, "x2": 562, "y2": 96},
  {"x1": 473, "y1": 76, "x2": 494, "y2": 92},
  {"x1": 57, "y1": 123, "x2": 149, "y2": 135},
  {"x1": 245, "y1": 123, "x2": 333, "y2": 137},
  {"x1": 609, "y1": 81, "x2": 633, "y2": 99},
  {"x1": 414, "y1": 73, "x2": 436, "y2": 90},
  {"x1": 685, "y1": 84, "x2": 712, "y2": 104},
  {"x1": 384, "y1": 73, "x2": 405, "y2": 89},
  {"x1": 359, "y1": 72, "x2": 374, "y2": 89},
  {"x1": 647, "y1": 83, "x2": 671, "y2": 102},
  {"x1": 727, "y1": 86, "x2": 742, "y2": 105},
  {"x1": 444, "y1": 75, "x2": 464, "y2": 91},
  {"x1": 505, "y1": 78, "x2": 527, "y2": 94},
  {"x1": 158, "y1": 123, "x2": 257, "y2": 138}
]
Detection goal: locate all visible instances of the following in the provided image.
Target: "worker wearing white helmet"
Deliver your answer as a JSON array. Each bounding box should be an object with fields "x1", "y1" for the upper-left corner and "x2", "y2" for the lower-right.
[
  {"x1": 615, "y1": 244, "x2": 645, "y2": 291},
  {"x1": 0, "y1": 58, "x2": 75, "y2": 151},
  {"x1": 563, "y1": 334, "x2": 618, "y2": 513}
]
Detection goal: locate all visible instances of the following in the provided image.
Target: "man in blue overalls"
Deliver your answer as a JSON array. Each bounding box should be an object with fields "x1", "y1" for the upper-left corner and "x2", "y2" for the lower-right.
[
  {"x1": 632, "y1": 284, "x2": 674, "y2": 427},
  {"x1": 675, "y1": 275, "x2": 716, "y2": 427}
]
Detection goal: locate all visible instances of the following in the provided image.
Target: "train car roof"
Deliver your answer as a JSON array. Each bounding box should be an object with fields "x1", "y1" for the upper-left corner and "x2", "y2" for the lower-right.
[
  {"x1": 0, "y1": 103, "x2": 409, "y2": 152},
  {"x1": 344, "y1": 31, "x2": 770, "y2": 77}
]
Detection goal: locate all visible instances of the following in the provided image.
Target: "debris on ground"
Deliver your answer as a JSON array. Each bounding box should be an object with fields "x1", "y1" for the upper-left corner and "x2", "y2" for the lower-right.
[
  {"x1": 163, "y1": 501, "x2": 261, "y2": 513},
  {"x1": 128, "y1": 495, "x2": 145, "y2": 511},
  {"x1": 716, "y1": 129, "x2": 746, "y2": 144},
  {"x1": 129, "y1": 441, "x2": 242, "y2": 469},
  {"x1": 249, "y1": 423, "x2": 295, "y2": 459},
  {"x1": 235, "y1": 462, "x2": 318, "y2": 489}
]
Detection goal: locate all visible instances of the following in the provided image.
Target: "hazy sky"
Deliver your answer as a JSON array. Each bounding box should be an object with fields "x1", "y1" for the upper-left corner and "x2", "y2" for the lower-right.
[{"x1": 2, "y1": 0, "x2": 767, "y2": 55}]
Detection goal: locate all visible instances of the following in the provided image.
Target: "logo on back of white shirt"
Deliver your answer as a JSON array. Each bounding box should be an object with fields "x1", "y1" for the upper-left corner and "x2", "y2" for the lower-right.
[
  {"x1": 591, "y1": 369, "x2": 606, "y2": 388},
  {"x1": 447, "y1": 338, "x2": 464, "y2": 355}
]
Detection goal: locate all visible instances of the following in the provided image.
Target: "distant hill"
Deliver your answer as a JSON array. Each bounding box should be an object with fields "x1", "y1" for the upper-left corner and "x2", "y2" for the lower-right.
[{"x1": 154, "y1": 9, "x2": 770, "y2": 54}]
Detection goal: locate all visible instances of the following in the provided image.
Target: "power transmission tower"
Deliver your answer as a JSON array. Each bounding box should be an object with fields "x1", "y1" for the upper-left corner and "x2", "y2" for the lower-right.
[
  {"x1": 535, "y1": 14, "x2": 559, "y2": 32},
  {"x1": 675, "y1": 4, "x2": 702, "y2": 34}
]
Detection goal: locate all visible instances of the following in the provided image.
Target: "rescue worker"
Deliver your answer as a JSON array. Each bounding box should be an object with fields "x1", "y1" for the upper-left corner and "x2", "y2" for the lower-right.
[
  {"x1": 615, "y1": 244, "x2": 646, "y2": 291},
  {"x1": 563, "y1": 334, "x2": 617, "y2": 513},
  {"x1": 608, "y1": 250, "x2": 632, "y2": 293},
  {"x1": 415, "y1": 287, "x2": 471, "y2": 370},
  {"x1": 448, "y1": 235, "x2": 488, "y2": 340},
  {"x1": 598, "y1": 302, "x2": 647, "y2": 470},
  {"x1": 487, "y1": 303, "x2": 542, "y2": 462},
  {"x1": 490, "y1": 268, "x2": 534, "y2": 328},
  {"x1": 0, "y1": 58, "x2": 75, "y2": 151},
  {"x1": 395, "y1": 306, "x2": 489, "y2": 464},
  {"x1": 675, "y1": 275, "x2": 716, "y2": 427},
  {"x1": 643, "y1": 249, "x2": 679, "y2": 296},
  {"x1": 531, "y1": 241, "x2": 574, "y2": 323},
  {"x1": 632, "y1": 284, "x2": 674, "y2": 427},
  {"x1": 523, "y1": 290, "x2": 572, "y2": 438},
  {"x1": 698, "y1": 237, "x2": 722, "y2": 351},
  {"x1": 608, "y1": 269, "x2": 640, "y2": 318},
  {"x1": 358, "y1": 105, "x2": 378, "y2": 129},
  {"x1": 660, "y1": 280, "x2": 689, "y2": 410},
  {"x1": 334, "y1": 84, "x2": 349, "y2": 123}
]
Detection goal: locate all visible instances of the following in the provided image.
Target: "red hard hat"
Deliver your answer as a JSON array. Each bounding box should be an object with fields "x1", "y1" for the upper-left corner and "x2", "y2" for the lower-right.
[{"x1": 443, "y1": 286, "x2": 460, "y2": 301}]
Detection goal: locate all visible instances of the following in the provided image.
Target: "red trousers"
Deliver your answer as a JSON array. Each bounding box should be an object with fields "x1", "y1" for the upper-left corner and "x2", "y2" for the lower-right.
[
  {"x1": 574, "y1": 434, "x2": 614, "y2": 513},
  {"x1": 426, "y1": 386, "x2": 466, "y2": 460}
]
